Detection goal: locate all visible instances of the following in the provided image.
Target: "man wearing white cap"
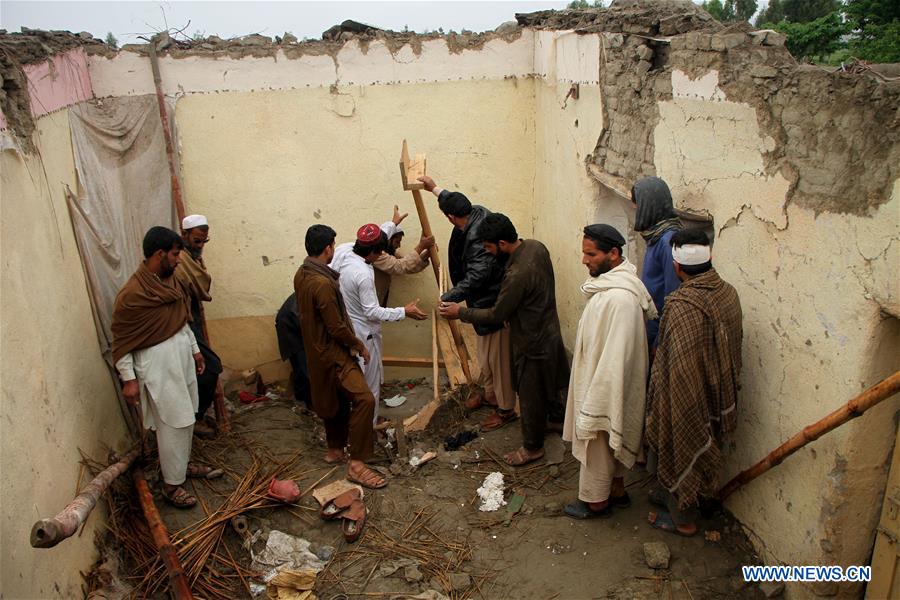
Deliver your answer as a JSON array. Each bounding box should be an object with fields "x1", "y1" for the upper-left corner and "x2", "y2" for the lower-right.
[
  {"x1": 373, "y1": 205, "x2": 435, "y2": 307},
  {"x1": 331, "y1": 224, "x2": 428, "y2": 420},
  {"x1": 175, "y1": 214, "x2": 222, "y2": 438},
  {"x1": 645, "y1": 229, "x2": 742, "y2": 537}
]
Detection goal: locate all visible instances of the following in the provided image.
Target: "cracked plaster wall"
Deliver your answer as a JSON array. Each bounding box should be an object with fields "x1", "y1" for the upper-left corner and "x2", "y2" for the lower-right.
[
  {"x1": 0, "y1": 110, "x2": 129, "y2": 598},
  {"x1": 652, "y1": 67, "x2": 900, "y2": 598}
]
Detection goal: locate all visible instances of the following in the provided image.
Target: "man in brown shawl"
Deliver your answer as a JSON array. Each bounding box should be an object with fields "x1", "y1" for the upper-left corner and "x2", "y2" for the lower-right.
[
  {"x1": 645, "y1": 229, "x2": 742, "y2": 536},
  {"x1": 174, "y1": 214, "x2": 222, "y2": 438},
  {"x1": 440, "y1": 213, "x2": 569, "y2": 467},
  {"x1": 294, "y1": 224, "x2": 386, "y2": 489},
  {"x1": 113, "y1": 226, "x2": 215, "y2": 508}
]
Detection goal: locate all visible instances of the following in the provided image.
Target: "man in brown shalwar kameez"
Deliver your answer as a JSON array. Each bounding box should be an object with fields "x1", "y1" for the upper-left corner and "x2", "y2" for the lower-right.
[
  {"x1": 294, "y1": 224, "x2": 386, "y2": 489},
  {"x1": 645, "y1": 229, "x2": 742, "y2": 536},
  {"x1": 439, "y1": 213, "x2": 569, "y2": 467}
]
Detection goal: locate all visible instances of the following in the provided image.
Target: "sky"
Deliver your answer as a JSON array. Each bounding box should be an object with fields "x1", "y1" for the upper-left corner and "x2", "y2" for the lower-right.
[{"x1": 1, "y1": 1, "x2": 573, "y2": 45}]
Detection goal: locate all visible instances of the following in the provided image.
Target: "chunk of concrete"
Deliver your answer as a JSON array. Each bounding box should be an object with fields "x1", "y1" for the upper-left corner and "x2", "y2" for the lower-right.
[
  {"x1": 636, "y1": 44, "x2": 654, "y2": 61},
  {"x1": 750, "y1": 65, "x2": 778, "y2": 79},
  {"x1": 495, "y1": 21, "x2": 519, "y2": 36},
  {"x1": 240, "y1": 34, "x2": 272, "y2": 46},
  {"x1": 643, "y1": 541, "x2": 671, "y2": 569},
  {"x1": 282, "y1": 32, "x2": 298, "y2": 44},
  {"x1": 448, "y1": 572, "x2": 472, "y2": 592},
  {"x1": 404, "y1": 564, "x2": 424, "y2": 583}
]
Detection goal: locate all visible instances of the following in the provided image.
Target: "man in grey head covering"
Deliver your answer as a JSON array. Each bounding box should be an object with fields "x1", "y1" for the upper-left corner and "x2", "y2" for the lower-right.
[{"x1": 632, "y1": 177, "x2": 682, "y2": 350}]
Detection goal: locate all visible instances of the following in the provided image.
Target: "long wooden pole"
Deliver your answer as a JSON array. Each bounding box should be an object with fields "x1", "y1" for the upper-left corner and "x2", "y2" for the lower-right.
[
  {"x1": 30, "y1": 449, "x2": 140, "y2": 548},
  {"x1": 410, "y1": 189, "x2": 473, "y2": 382},
  {"x1": 133, "y1": 467, "x2": 193, "y2": 599},
  {"x1": 717, "y1": 370, "x2": 900, "y2": 501},
  {"x1": 148, "y1": 36, "x2": 185, "y2": 224}
]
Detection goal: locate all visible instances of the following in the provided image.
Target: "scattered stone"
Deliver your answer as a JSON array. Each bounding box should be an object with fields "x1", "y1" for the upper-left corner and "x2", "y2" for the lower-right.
[
  {"x1": 548, "y1": 465, "x2": 560, "y2": 477},
  {"x1": 404, "y1": 564, "x2": 424, "y2": 583},
  {"x1": 282, "y1": 32, "x2": 298, "y2": 44},
  {"x1": 495, "y1": 21, "x2": 519, "y2": 36},
  {"x1": 635, "y1": 60, "x2": 652, "y2": 76},
  {"x1": 544, "y1": 501, "x2": 562, "y2": 513},
  {"x1": 155, "y1": 31, "x2": 172, "y2": 50},
  {"x1": 78, "y1": 31, "x2": 94, "y2": 40},
  {"x1": 763, "y1": 31, "x2": 786, "y2": 46},
  {"x1": 750, "y1": 65, "x2": 778, "y2": 79},
  {"x1": 240, "y1": 34, "x2": 272, "y2": 46},
  {"x1": 723, "y1": 32, "x2": 745, "y2": 49},
  {"x1": 199, "y1": 43, "x2": 215, "y2": 50},
  {"x1": 636, "y1": 44, "x2": 653, "y2": 61},
  {"x1": 643, "y1": 541, "x2": 670, "y2": 569},
  {"x1": 448, "y1": 572, "x2": 472, "y2": 592},
  {"x1": 704, "y1": 530, "x2": 721, "y2": 542},
  {"x1": 759, "y1": 581, "x2": 785, "y2": 598}
]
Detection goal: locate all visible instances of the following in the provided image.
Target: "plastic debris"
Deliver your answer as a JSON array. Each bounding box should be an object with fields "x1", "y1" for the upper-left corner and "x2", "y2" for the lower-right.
[
  {"x1": 250, "y1": 530, "x2": 325, "y2": 582},
  {"x1": 383, "y1": 394, "x2": 407, "y2": 407},
  {"x1": 476, "y1": 472, "x2": 507, "y2": 512}
]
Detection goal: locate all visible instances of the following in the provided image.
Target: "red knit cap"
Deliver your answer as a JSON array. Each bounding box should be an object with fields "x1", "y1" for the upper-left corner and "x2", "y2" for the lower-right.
[{"x1": 356, "y1": 223, "x2": 382, "y2": 246}]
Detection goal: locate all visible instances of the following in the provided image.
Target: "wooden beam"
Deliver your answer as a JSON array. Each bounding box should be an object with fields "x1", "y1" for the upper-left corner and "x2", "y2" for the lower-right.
[{"x1": 382, "y1": 356, "x2": 445, "y2": 368}]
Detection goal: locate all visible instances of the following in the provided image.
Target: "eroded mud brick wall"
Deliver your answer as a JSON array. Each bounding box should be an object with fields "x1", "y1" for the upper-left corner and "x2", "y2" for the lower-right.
[{"x1": 569, "y1": 9, "x2": 899, "y2": 598}]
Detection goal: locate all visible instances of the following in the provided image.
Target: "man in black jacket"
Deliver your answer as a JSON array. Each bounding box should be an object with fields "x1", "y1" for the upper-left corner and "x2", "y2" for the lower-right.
[
  {"x1": 418, "y1": 175, "x2": 516, "y2": 432},
  {"x1": 275, "y1": 293, "x2": 312, "y2": 409}
]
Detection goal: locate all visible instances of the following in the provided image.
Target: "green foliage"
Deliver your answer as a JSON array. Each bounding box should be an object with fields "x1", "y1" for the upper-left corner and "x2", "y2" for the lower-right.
[
  {"x1": 755, "y1": 0, "x2": 784, "y2": 26},
  {"x1": 703, "y1": 0, "x2": 732, "y2": 21},
  {"x1": 726, "y1": 0, "x2": 758, "y2": 21},
  {"x1": 783, "y1": 0, "x2": 841, "y2": 23},
  {"x1": 104, "y1": 31, "x2": 118, "y2": 48},
  {"x1": 848, "y1": 19, "x2": 900, "y2": 62},
  {"x1": 567, "y1": 0, "x2": 606, "y2": 7},
  {"x1": 769, "y1": 11, "x2": 848, "y2": 60},
  {"x1": 191, "y1": 30, "x2": 206, "y2": 41}
]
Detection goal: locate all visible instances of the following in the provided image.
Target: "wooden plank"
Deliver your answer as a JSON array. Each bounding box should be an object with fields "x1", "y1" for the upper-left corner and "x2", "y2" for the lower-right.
[
  {"x1": 458, "y1": 322, "x2": 482, "y2": 383},
  {"x1": 437, "y1": 318, "x2": 466, "y2": 387},
  {"x1": 432, "y1": 309, "x2": 440, "y2": 402},
  {"x1": 399, "y1": 139, "x2": 426, "y2": 191},
  {"x1": 382, "y1": 356, "x2": 445, "y2": 368}
]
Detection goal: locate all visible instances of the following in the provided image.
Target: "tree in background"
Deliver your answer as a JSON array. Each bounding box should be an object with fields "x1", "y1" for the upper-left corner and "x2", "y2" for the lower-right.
[
  {"x1": 774, "y1": 12, "x2": 847, "y2": 60},
  {"x1": 104, "y1": 32, "x2": 118, "y2": 48},
  {"x1": 703, "y1": 0, "x2": 733, "y2": 21},
  {"x1": 726, "y1": 0, "x2": 759, "y2": 21},
  {"x1": 755, "y1": 0, "x2": 785, "y2": 25},
  {"x1": 845, "y1": 0, "x2": 900, "y2": 62},
  {"x1": 782, "y1": 0, "x2": 841, "y2": 23}
]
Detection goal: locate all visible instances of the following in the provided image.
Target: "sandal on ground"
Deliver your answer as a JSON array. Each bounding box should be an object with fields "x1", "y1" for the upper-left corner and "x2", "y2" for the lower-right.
[
  {"x1": 347, "y1": 466, "x2": 388, "y2": 489},
  {"x1": 648, "y1": 511, "x2": 697, "y2": 537},
  {"x1": 504, "y1": 447, "x2": 544, "y2": 467},
  {"x1": 611, "y1": 492, "x2": 631, "y2": 508},
  {"x1": 162, "y1": 486, "x2": 197, "y2": 509},
  {"x1": 564, "y1": 499, "x2": 612, "y2": 519},
  {"x1": 324, "y1": 452, "x2": 349, "y2": 465},
  {"x1": 465, "y1": 391, "x2": 498, "y2": 411},
  {"x1": 481, "y1": 410, "x2": 518, "y2": 432},
  {"x1": 320, "y1": 488, "x2": 361, "y2": 520},
  {"x1": 193, "y1": 421, "x2": 216, "y2": 439},
  {"x1": 648, "y1": 488, "x2": 667, "y2": 509},
  {"x1": 341, "y1": 499, "x2": 367, "y2": 543},
  {"x1": 186, "y1": 463, "x2": 223, "y2": 479}
]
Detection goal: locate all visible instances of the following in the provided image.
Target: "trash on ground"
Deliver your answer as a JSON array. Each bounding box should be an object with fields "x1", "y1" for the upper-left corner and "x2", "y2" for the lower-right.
[
  {"x1": 250, "y1": 530, "x2": 325, "y2": 582},
  {"x1": 383, "y1": 394, "x2": 407, "y2": 407},
  {"x1": 444, "y1": 429, "x2": 478, "y2": 451},
  {"x1": 266, "y1": 568, "x2": 317, "y2": 600},
  {"x1": 312, "y1": 479, "x2": 364, "y2": 507},
  {"x1": 476, "y1": 472, "x2": 507, "y2": 512}
]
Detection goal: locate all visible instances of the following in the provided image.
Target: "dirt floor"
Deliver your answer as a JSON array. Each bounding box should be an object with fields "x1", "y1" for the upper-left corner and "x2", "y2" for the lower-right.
[{"x1": 102, "y1": 377, "x2": 768, "y2": 600}]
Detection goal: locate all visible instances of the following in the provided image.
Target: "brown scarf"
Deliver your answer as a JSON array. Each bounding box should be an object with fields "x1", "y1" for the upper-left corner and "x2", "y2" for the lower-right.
[
  {"x1": 112, "y1": 262, "x2": 191, "y2": 363},
  {"x1": 175, "y1": 250, "x2": 212, "y2": 302}
]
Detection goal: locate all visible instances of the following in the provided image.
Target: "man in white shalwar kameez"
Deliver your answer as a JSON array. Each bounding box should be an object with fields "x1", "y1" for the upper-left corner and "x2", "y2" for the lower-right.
[
  {"x1": 331, "y1": 224, "x2": 427, "y2": 420},
  {"x1": 112, "y1": 227, "x2": 217, "y2": 509},
  {"x1": 563, "y1": 224, "x2": 658, "y2": 519}
]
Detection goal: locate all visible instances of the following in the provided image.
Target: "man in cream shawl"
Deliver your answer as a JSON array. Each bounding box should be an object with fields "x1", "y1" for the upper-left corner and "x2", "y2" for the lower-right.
[{"x1": 563, "y1": 224, "x2": 658, "y2": 519}]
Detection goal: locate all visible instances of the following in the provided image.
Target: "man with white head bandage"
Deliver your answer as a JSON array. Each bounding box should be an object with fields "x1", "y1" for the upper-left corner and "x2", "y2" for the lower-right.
[{"x1": 645, "y1": 229, "x2": 743, "y2": 537}]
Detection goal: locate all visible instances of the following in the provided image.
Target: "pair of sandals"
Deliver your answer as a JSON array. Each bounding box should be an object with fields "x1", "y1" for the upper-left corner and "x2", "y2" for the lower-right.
[
  {"x1": 319, "y1": 488, "x2": 367, "y2": 543},
  {"x1": 161, "y1": 463, "x2": 224, "y2": 509},
  {"x1": 647, "y1": 488, "x2": 698, "y2": 537}
]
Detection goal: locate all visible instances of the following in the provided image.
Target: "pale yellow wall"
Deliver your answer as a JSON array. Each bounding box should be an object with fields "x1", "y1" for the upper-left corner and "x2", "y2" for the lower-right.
[
  {"x1": 0, "y1": 111, "x2": 129, "y2": 598},
  {"x1": 653, "y1": 69, "x2": 900, "y2": 596},
  {"x1": 176, "y1": 79, "x2": 536, "y2": 371}
]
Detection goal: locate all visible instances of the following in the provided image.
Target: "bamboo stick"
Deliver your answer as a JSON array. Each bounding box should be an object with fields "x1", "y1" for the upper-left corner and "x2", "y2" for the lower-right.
[
  {"x1": 133, "y1": 466, "x2": 193, "y2": 599},
  {"x1": 148, "y1": 36, "x2": 185, "y2": 223},
  {"x1": 718, "y1": 370, "x2": 900, "y2": 501},
  {"x1": 30, "y1": 449, "x2": 140, "y2": 548}
]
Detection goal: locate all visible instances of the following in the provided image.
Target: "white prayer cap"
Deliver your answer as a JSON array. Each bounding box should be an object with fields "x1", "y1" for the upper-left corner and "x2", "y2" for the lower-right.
[
  {"x1": 380, "y1": 221, "x2": 398, "y2": 239},
  {"x1": 182, "y1": 214, "x2": 208, "y2": 230},
  {"x1": 672, "y1": 243, "x2": 711, "y2": 266}
]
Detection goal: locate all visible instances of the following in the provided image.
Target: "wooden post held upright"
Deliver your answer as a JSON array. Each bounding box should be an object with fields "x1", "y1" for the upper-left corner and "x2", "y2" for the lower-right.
[{"x1": 399, "y1": 140, "x2": 472, "y2": 383}]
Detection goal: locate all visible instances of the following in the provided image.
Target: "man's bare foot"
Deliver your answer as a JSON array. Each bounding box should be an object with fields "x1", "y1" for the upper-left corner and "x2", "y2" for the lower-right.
[
  {"x1": 648, "y1": 511, "x2": 698, "y2": 537},
  {"x1": 347, "y1": 459, "x2": 387, "y2": 489},
  {"x1": 325, "y1": 448, "x2": 347, "y2": 464},
  {"x1": 504, "y1": 447, "x2": 544, "y2": 466}
]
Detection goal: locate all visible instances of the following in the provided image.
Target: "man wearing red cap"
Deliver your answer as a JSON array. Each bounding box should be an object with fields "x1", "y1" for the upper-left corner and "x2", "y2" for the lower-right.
[{"x1": 332, "y1": 223, "x2": 428, "y2": 420}]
